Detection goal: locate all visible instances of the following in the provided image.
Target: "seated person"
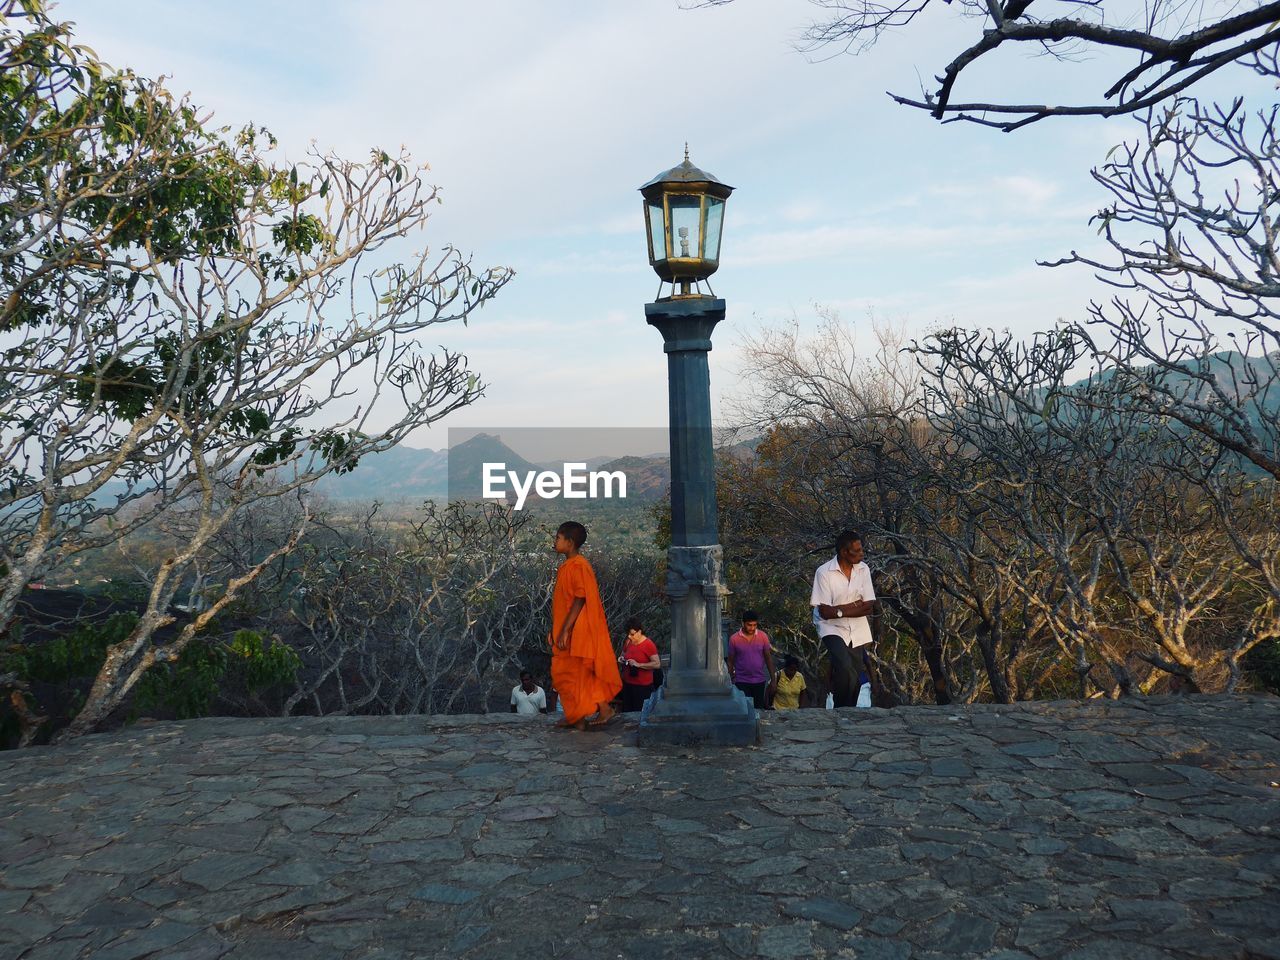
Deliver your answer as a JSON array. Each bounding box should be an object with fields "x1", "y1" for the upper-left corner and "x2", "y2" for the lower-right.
[
  {"x1": 510, "y1": 670, "x2": 548, "y2": 716},
  {"x1": 770, "y1": 654, "x2": 808, "y2": 710}
]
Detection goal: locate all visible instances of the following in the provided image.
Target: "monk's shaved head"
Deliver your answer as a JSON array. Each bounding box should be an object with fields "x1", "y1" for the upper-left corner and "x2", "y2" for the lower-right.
[{"x1": 557, "y1": 521, "x2": 587, "y2": 548}]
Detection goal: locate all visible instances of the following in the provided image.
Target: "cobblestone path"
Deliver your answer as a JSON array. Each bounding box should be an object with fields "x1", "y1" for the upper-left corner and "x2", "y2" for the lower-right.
[{"x1": 1, "y1": 696, "x2": 1278, "y2": 960}]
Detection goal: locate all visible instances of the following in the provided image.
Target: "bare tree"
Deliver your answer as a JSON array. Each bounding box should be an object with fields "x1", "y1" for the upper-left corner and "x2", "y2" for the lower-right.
[
  {"x1": 276, "y1": 503, "x2": 538, "y2": 716},
  {"x1": 692, "y1": 1, "x2": 1278, "y2": 696},
  {"x1": 692, "y1": 0, "x2": 1280, "y2": 130},
  {"x1": 917, "y1": 324, "x2": 1274, "y2": 693},
  {"x1": 1045, "y1": 56, "x2": 1280, "y2": 480},
  {"x1": 723, "y1": 306, "x2": 1274, "y2": 701},
  {"x1": 270, "y1": 503, "x2": 662, "y2": 717},
  {"x1": 1035, "y1": 56, "x2": 1280, "y2": 686},
  {"x1": 722, "y1": 311, "x2": 977, "y2": 704}
]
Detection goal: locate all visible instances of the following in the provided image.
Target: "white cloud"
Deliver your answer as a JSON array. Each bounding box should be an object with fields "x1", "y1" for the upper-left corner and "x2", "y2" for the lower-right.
[
  {"x1": 731, "y1": 219, "x2": 1050, "y2": 267},
  {"x1": 996, "y1": 175, "x2": 1060, "y2": 209}
]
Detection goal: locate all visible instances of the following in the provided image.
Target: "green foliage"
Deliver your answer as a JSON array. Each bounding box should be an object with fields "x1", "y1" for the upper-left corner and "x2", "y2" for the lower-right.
[
  {"x1": 228, "y1": 629, "x2": 301, "y2": 694},
  {"x1": 1, "y1": 11, "x2": 258, "y2": 343},
  {"x1": 250, "y1": 427, "x2": 300, "y2": 469},
  {"x1": 1, "y1": 611, "x2": 139, "y2": 746},
  {"x1": 2, "y1": 612, "x2": 137, "y2": 684},
  {"x1": 227, "y1": 407, "x2": 271, "y2": 436},
  {"x1": 132, "y1": 637, "x2": 227, "y2": 720},
  {"x1": 71, "y1": 326, "x2": 254, "y2": 424},
  {"x1": 72, "y1": 354, "x2": 159, "y2": 421},
  {"x1": 312, "y1": 430, "x2": 363, "y2": 474},
  {"x1": 271, "y1": 213, "x2": 325, "y2": 256},
  {"x1": 0, "y1": 608, "x2": 302, "y2": 740},
  {"x1": 131, "y1": 628, "x2": 301, "y2": 720}
]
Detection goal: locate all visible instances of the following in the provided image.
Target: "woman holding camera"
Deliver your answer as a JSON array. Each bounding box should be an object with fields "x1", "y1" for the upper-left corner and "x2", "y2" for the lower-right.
[{"x1": 619, "y1": 616, "x2": 661, "y2": 712}]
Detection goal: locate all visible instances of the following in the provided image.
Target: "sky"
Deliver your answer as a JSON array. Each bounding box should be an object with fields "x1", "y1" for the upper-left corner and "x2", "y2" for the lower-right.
[{"x1": 55, "y1": 0, "x2": 1272, "y2": 452}]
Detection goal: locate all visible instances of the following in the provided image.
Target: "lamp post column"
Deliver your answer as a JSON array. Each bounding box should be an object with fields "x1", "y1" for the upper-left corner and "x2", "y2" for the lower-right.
[{"x1": 638, "y1": 297, "x2": 759, "y2": 747}]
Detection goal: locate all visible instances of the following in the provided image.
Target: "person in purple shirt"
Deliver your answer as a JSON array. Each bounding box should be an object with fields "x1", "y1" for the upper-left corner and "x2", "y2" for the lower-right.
[{"x1": 726, "y1": 610, "x2": 776, "y2": 710}]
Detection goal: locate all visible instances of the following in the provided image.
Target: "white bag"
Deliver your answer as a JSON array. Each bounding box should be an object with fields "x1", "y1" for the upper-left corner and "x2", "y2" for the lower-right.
[
  {"x1": 825, "y1": 692, "x2": 834, "y2": 709},
  {"x1": 856, "y1": 683, "x2": 872, "y2": 708}
]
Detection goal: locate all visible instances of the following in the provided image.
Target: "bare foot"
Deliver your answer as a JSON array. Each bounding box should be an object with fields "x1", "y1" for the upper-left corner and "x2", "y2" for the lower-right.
[
  {"x1": 588, "y1": 703, "x2": 617, "y2": 727},
  {"x1": 554, "y1": 717, "x2": 574, "y2": 728}
]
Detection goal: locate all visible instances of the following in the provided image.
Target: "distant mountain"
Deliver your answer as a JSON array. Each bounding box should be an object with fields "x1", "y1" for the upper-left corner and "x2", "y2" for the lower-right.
[
  {"x1": 446, "y1": 433, "x2": 542, "y2": 501},
  {"x1": 313, "y1": 443, "x2": 450, "y2": 500},
  {"x1": 313, "y1": 433, "x2": 544, "y2": 501},
  {"x1": 86, "y1": 445, "x2": 454, "y2": 507},
  {"x1": 718, "y1": 435, "x2": 762, "y2": 461},
  {"x1": 1056, "y1": 349, "x2": 1278, "y2": 459},
  {"x1": 597, "y1": 454, "x2": 670, "y2": 500}
]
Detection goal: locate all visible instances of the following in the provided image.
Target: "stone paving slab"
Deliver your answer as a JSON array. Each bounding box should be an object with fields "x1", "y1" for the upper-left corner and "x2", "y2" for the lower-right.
[{"x1": 1, "y1": 695, "x2": 1278, "y2": 960}]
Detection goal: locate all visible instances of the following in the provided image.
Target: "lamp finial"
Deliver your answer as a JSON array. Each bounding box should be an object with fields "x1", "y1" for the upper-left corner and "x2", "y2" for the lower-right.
[{"x1": 684, "y1": 142, "x2": 689, "y2": 163}]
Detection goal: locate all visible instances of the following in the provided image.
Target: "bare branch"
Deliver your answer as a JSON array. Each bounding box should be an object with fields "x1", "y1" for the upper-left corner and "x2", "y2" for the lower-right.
[{"x1": 698, "y1": 0, "x2": 1280, "y2": 129}]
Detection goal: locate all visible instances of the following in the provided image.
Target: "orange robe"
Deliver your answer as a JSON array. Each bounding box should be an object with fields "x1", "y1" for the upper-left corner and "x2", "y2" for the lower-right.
[{"x1": 550, "y1": 554, "x2": 622, "y2": 723}]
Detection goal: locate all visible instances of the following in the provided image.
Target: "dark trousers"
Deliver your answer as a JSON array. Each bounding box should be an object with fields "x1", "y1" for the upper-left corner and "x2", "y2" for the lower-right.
[
  {"x1": 735, "y1": 680, "x2": 769, "y2": 710},
  {"x1": 823, "y1": 635, "x2": 870, "y2": 708},
  {"x1": 620, "y1": 682, "x2": 654, "y2": 713}
]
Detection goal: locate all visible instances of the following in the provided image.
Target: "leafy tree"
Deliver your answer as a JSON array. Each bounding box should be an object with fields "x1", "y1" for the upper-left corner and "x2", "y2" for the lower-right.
[{"x1": 0, "y1": 1, "x2": 512, "y2": 737}]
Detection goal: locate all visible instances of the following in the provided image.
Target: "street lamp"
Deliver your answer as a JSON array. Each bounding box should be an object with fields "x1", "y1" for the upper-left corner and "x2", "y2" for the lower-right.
[
  {"x1": 636, "y1": 150, "x2": 758, "y2": 747},
  {"x1": 640, "y1": 146, "x2": 734, "y2": 301}
]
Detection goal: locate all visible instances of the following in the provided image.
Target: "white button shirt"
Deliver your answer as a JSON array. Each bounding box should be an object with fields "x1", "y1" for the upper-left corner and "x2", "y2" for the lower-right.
[
  {"x1": 810, "y1": 556, "x2": 876, "y2": 649},
  {"x1": 511, "y1": 684, "x2": 547, "y2": 716}
]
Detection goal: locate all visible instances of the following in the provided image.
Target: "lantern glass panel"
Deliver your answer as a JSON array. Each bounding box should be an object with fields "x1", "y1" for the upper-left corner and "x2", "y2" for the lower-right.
[
  {"x1": 647, "y1": 201, "x2": 665, "y2": 260},
  {"x1": 668, "y1": 194, "x2": 701, "y2": 259},
  {"x1": 703, "y1": 198, "x2": 724, "y2": 261}
]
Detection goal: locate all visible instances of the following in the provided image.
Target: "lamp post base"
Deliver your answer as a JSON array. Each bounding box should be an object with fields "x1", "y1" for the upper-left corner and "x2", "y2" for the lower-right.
[
  {"x1": 637, "y1": 546, "x2": 759, "y2": 747},
  {"x1": 637, "y1": 677, "x2": 759, "y2": 747}
]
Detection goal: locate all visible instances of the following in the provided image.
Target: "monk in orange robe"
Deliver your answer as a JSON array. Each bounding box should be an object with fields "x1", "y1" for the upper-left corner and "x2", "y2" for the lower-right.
[{"x1": 550, "y1": 521, "x2": 622, "y2": 729}]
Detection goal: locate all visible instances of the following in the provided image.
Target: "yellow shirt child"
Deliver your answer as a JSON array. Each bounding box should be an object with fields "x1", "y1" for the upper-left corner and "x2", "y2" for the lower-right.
[{"x1": 773, "y1": 660, "x2": 807, "y2": 710}]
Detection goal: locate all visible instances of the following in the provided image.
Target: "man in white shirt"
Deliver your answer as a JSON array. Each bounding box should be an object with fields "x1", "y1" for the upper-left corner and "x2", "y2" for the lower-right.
[
  {"x1": 811, "y1": 531, "x2": 880, "y2": 708},
  {"x1": 510, "y1": 671, "x2": 548, "y2": 716}
]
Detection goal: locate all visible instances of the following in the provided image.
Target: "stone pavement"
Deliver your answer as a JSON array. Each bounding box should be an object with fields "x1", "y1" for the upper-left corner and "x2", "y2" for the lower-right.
[{"x1": 1, "y1": 696, "x2": 1278, "y2": 960}]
